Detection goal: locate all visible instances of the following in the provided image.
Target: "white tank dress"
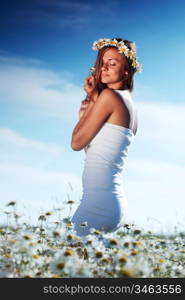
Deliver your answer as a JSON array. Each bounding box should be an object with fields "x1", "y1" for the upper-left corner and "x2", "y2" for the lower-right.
[{"x1": 71, "y1": 89, "x2": 138, "y2": 236}]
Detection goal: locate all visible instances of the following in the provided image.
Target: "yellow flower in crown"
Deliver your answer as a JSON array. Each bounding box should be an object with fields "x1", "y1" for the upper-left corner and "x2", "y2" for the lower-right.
[
  {"x1": 119, "y1": 45, "x2": 128, "y2": 54},
  {"x1": 133, "y1": 62, "x2": 142, "y2": 71},
  {"x1": 110, "y1": 39, "x2": 118, "y2": 46},
  {"x1": 104, "y1": 39, "x2": 111, "y2": 45},
  {"x1": 97, "y1": 40, "x2": 105, "y2": 48},
  {"x1": 132, "y1": 62, "x2": 137, "y2": 68},
  {"x1": 92, "y1": 39, "x2": 105, "y2": 50},
  {"x1": 127, "y1": 50, "x2": 135, "y2": 59}
]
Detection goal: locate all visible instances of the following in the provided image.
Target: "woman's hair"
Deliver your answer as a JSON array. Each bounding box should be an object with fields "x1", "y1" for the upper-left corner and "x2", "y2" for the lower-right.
[{"x1": 90, "y1": 38, "x2": 137, "y2": 99}]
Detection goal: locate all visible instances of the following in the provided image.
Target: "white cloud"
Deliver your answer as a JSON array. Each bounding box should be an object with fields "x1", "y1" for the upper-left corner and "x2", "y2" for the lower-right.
[
  {"x1": 0, "y1": 53, "x2": 44, "y2": 66},
  {"x1": 137, "y1": 100, "x2": 185, "y2": 133},
  {"x1": 0, "y1": 60, "x2": 84, "y2": 121},
  {"x1": 122, "y1": 157, "x2": 185, "y2": 234},
  {"x1": 0, "y1": 126, "x2": 65, "y2": 171},
  {"x1": 132, "y1": 99, "x2": 185, "y2": 164},
  {"x1": 0, "y1": 127, "x2": 62, "y2": 156},
  {"x1": 0, "y1": 162, "x2": 82, "y2": 225},
  {"x1": 0, "y1": 124, "x2": 82, "y2": 225}
]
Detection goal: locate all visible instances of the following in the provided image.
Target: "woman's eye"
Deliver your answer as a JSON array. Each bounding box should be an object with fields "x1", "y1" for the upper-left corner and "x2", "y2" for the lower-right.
[{"x1": 102, "y1": 62, "x2": 116, "y2": 68}]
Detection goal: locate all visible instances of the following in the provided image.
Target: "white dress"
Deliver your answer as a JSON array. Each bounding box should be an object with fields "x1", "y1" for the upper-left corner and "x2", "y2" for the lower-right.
[{"x1": 71, "y1": 89, "x2": 138, "y2": 236}]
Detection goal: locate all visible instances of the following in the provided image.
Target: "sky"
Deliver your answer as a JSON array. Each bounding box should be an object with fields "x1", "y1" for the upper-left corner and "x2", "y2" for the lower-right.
[{"x1": 0, "y1": 0, "x2": 185, "y2": 234}]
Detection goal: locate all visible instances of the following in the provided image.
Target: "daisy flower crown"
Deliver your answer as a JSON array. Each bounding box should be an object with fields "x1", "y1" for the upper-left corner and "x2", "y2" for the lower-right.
[{"x1": 92, "y1": 38, "x2": 142, "y2": 73}]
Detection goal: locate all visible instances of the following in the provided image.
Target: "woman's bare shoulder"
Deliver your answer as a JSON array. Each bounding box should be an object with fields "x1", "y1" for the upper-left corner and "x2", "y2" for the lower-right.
[
  {"x1": 98, "y1": 88, "x2": 122, "y2": 101},
  {"x1": 100, "y1": 87, "x2": 118, "y2": 95}
]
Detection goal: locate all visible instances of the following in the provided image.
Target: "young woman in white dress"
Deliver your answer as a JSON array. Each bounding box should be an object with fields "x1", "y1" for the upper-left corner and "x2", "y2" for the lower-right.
[{"x1": 71, "y1": 38, "x2": 141, "y2": 236}]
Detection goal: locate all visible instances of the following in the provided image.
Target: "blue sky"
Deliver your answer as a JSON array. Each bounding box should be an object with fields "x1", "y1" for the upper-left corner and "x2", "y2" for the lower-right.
[{"x1": 0, "y1": 0, "x2": 185, "y2": 233}]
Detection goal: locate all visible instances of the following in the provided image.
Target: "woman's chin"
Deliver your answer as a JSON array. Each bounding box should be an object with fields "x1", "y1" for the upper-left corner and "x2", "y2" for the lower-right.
[{"x1": 101, "y1": 78, "x2": 110, "y2": 84}]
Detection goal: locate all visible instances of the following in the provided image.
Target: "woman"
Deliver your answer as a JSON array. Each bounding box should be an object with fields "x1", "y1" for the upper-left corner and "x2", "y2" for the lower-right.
[{"x1": 70, "y1": 38, "x2": 141, "y2": 236}]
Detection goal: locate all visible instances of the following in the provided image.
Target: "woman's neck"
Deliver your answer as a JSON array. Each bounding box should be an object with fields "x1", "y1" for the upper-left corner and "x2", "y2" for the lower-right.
[{"x1": 107, "y1": 80, "x2": 127, "y2": 90}]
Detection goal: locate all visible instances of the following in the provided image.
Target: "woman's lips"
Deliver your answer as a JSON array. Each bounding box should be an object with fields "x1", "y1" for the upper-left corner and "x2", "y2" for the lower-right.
[{"x1": 102, "y1": 73, "x2": 109, "y2": 76}]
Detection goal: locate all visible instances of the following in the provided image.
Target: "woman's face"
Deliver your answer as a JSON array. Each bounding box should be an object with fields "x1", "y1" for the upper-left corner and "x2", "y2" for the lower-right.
[{"x1": 100, "y1": 47, "x2": 127, "y2": 88}]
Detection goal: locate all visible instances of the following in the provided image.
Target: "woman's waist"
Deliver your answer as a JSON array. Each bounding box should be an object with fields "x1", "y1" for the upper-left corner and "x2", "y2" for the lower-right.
[
  {"x1": 83, "y1": 160, "x2": 125, "y2": 171},
  {"x1": 82, "y1": 173, "x2": 125, "y2": 193},
  {"x1": 81, "y1": 189, "x2": 128, "y2": 204},
  {"x1": 82, "y1": 164, "x2": 123, "y2": 178}
]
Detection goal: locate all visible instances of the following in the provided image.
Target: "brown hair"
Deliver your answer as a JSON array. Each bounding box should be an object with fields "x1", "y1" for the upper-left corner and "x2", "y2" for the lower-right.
[{"x1": 90, "y1": 38, "x2": 137, "y2": 99}]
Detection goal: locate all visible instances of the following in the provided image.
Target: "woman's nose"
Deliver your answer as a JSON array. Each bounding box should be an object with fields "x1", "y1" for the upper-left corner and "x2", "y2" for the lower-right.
[{"x1": 101, "y1": 63, "x2": 108, "y2": 71}]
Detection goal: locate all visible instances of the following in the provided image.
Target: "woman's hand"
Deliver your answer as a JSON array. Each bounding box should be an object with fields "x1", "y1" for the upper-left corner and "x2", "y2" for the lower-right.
[
  {"x1": 78, "y1": 98, "x2": 96, "y2": 119},
  {"x1": 78, "y1": 98, "x2": 90, "y2": 119},
  {"x1": 84, "y1": 75, "x2": 96, "y2": 96}
]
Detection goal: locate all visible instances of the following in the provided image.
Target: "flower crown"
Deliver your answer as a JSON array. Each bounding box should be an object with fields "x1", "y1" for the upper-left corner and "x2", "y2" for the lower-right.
[{"x1": 92, "y1": 38, "x2": 142, "y2": 73}]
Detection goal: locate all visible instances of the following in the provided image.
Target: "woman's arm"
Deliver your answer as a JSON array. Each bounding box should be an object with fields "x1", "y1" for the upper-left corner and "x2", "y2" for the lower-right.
[
  {"x1": 80, "y1": 99, "x2": 95, "y2": 119},
  {"x1": 78, "y1": 99, "x2": 95, "y2": 153},
  {"x1": 71, "y1": 88, "x2": 116, "y2": 151},
  {"x1": 79, "y1": 99, "x2": 95, "y2": 153},
  {"x1": 72, "y1": 74, "x2": 98, "y2": 152}
]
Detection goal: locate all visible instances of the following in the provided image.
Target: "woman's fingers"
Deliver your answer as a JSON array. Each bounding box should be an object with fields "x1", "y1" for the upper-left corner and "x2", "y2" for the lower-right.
[
  {"x1": 86, "y1": 74, "x2": 93, "y2": 81},
  {"x1": 84, "y1": 75, "x2": 91, "y2": 83},
  {"x1": 87, "y1": 76, "x2": 94, "y2": 86},
  {"x1": 80, "y1": 100, "x2": 89, "y2": 111},
  {"x1": 84, "y1": 75, "x2": 95, "y2": 94},
  {"x1": 84, "y1": 74, "x2": 96, "y2": 97},
  {"x1": 84, "y1": 75, "x2": 94, "y2": 86},
  {"x1": 81, "y1": 100, "x2": 88, "y2": 105}
]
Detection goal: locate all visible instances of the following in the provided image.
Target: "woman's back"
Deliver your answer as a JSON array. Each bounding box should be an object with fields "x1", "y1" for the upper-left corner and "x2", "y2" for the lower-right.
[
  {"x1": 84, "y1": 89, "x2": 137, "y2": 169},
  {"x1": 108, "y1": 89, "x2": 138, "y2": 135}
]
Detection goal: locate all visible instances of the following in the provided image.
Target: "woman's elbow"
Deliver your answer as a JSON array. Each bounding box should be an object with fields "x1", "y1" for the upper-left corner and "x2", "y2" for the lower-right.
[{"x1": 71, "y1": 140, "x2": 82, "y2": 151}]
